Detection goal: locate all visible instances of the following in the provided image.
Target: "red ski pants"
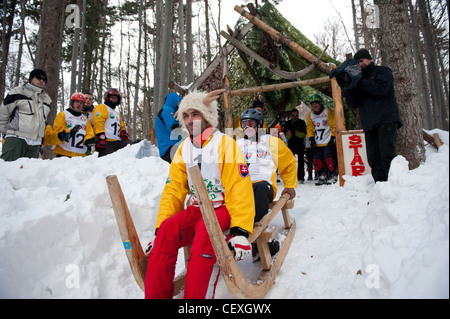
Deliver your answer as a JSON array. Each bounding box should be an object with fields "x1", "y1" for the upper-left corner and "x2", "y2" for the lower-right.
[{"x1": 144, "y1": 205, "x2": 231, "y2": 299}]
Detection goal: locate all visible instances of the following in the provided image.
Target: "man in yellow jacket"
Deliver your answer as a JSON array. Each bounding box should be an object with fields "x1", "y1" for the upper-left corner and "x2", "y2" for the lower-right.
[
  {"x1": 145, "y1": 90, "x2": 255, "y2": 299},
  {"x1": 92, "y1": 88, "x2": 130, "y2": 157},
  {"x1": 237, "y1": 108, "x2": 297, "y2": 257}
]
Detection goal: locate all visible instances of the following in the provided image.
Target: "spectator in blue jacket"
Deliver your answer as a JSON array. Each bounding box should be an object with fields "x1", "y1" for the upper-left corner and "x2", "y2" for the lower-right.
[{"x1": 155, "y1": 93, "x2": 183, "y2": 163}]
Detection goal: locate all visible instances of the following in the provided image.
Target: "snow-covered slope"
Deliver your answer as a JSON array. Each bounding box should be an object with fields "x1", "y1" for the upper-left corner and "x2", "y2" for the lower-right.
[{"x1": 0, "y1": 131, "x2": 448, "y2": 299}]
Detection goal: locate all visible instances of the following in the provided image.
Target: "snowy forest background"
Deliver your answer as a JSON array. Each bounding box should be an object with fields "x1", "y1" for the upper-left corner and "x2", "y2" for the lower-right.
[{"x1": 0, "y1": 0, "x2": 449, "y2": 168}]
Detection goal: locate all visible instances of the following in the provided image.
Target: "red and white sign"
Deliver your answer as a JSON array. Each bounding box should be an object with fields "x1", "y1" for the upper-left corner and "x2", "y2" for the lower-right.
[{"x1": 341, "y1": 131, "x2": 371, "y2": 177}]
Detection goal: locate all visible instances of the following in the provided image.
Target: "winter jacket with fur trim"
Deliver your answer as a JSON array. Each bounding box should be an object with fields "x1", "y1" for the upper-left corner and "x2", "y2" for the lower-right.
[{"x1": 156, "y1": 130, "x2": 256, "y2": 235}]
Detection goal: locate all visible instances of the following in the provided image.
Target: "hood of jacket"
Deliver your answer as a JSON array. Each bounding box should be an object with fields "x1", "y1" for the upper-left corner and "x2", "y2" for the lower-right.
[{"x1": 164, "y1": 93, "x2": 182, "y2": 111}]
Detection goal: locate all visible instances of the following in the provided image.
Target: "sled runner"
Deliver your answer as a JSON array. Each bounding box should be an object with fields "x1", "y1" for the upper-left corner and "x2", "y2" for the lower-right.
[{"x1": 106, "y1": 167, "x2": 295, "y2": 298}]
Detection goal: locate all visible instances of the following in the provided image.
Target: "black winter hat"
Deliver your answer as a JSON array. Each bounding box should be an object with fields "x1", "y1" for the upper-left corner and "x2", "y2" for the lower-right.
[
  {"x1": 29, "y1": 69, "x2": 48, "y2": 83},
  {"x1": 252, "y1": 100, "x2": 264, "y2": 109},
  {"x1": 354, "y1": 49, "x2": 372, "y2": 60}
]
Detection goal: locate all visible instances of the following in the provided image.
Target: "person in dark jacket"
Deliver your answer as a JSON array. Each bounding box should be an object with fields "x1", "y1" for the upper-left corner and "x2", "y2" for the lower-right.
[
  {"x1": 339, "y1": 49, "x2": 402, "y2": 182},
  {"x1": 284, "y1": 108, "x2": 307, "y2": 182},
  {"x1": 155, "y1": 93, "x2": 183, "y2": 163}
]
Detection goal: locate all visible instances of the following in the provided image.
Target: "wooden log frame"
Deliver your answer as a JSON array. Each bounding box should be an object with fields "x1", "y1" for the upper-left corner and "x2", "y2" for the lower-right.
[
  {"x1": 221, "y1": 30, "x2": 328, "y2": 80},
  {"x1": 330, "y1": 76, "x2": 347, "y2": 187},
  {"x1": 234, "y1": 5, "x2": 332, "y2": 75},
  {"x1": 105, "y1": 168, "x2": 296, "y2": 298}
]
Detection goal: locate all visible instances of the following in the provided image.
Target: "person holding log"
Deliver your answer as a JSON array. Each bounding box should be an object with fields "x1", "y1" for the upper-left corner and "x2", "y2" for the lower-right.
[
  {"x1": 333, "y1": 49, "x2": 402, "y2": 182},
  {"x1": 144, "y1": 90, "x2": 255, "y2": 299}
]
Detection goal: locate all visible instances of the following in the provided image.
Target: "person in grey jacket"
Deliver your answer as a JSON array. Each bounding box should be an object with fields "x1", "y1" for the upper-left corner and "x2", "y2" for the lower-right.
[
  {"x1": 0, "y1": 69, "x2": 52, "y2": 161},
  {"x1": 339, "y1": 49, "x2": 402, "y2": 182}
]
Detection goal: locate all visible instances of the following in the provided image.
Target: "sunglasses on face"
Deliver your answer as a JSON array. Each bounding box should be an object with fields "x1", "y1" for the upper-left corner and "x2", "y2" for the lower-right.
[{"x1": 36, "y1": 76, "x2": 47, "y2": 82}]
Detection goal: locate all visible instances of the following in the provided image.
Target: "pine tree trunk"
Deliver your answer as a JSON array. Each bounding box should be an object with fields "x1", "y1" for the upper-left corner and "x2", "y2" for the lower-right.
[
  {"x1": 204, "y1": 0, "x2": 212, "y2": 64},
  {"x1": 351, "y1": 0, "x2": 360, "y2": 52},
  {"x1": 407, "y1": 0, "x2": 432, "y2": 129},
  {"x1": 133, "y1": 0, "x2": 143, "y2": 140},
  {"x1": 179, "y1": 0, "x2": 186, "y2": 86},
  {"x1": 14, "y1": 0, "x2": 27, "y2": 87},
  {"x1": 418, "y1": 0, "x2": 449, "y2": 130},
  {"x1": 373, "y1": 0, "x2": 425, "y2": 170},
  {"x1": 77, "y1": 0, "x2": 86, "y2": 91},
  {"x1": 35, "y1": 0, "x2": 65, "y2": 159},
  {"x1": 35, "y1": 0, "x2": 65, "y2": 125},
  {"x1": 1, "y1": 0, "x2": 18, "y2": 100},
  {"x1": 186, "y1": 0, "x2": 194, "y2": 83}
]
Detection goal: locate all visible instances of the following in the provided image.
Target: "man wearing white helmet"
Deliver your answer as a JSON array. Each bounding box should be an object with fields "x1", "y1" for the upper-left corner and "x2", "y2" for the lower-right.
[{"x1": 145, "y1": 90, "x2": 255, "y2": 299}]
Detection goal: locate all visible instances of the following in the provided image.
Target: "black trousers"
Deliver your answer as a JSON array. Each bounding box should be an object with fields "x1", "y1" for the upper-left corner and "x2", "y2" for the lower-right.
[
  {"x1": 253, "y1": 181, "x2": 274, "y2": 222},
  {"x1": 289, "y1": 146, "x2": 305, "y2": 181},
  {"x1": 364, "y1": 123, "x2": 398, "y2": 182},
  {"x1": 97, "y1": 140, "x2": 131, "y2": 157}
]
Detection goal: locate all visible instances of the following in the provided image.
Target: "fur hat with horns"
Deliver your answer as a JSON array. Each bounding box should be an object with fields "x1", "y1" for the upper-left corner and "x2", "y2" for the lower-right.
[{"x1": 176, "y1": 89, "x2": 226, "y2": 130}]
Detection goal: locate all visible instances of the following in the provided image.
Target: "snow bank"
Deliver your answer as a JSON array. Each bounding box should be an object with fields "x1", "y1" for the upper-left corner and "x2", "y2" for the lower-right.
[{"x1": 0, "y1": 131, "x2": 448, "y2": 299}]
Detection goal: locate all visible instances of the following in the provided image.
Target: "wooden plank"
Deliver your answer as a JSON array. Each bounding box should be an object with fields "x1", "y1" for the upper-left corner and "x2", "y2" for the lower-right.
[
  {"x1": 256, "y1": 238, "x2": 272, "y2": 271},
  {"x1": 249, "y1": 193, "x2": 289, "y2": 243},
  {"x1": 331, "y1": 77, "x2": 346, "y2": 187},
  {"x1": 281, "y1": 207, "x2": 292, "y2": 229},
  {"x1": 106, "y1": 175, "x2": 187, "y2": 296},
  {"x1": 188, "y1": 165, "x2": 296, "y2": 299},
  {"x1": 106, "y1": 175, "x2": 147, "y2": 292},
  {"x1": 230, "y1": 77, "x2": 330, "y2": 97}
]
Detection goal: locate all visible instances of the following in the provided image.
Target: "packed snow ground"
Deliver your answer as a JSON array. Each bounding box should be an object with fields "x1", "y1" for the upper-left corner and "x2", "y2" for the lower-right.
[{"x1": 0, "y1": 130, "x2": 448, "y2": 299}]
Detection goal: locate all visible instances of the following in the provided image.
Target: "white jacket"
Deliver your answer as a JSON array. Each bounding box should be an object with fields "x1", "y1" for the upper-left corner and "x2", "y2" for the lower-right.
[{"x1": 0, "y1": 83, "x2": 52, "y2": 141}]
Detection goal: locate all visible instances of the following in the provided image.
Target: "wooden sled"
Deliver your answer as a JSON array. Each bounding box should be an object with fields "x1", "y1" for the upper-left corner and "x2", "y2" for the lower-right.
[{"x1": 106, "y1": 167, "x2": 295, "y2": 299}]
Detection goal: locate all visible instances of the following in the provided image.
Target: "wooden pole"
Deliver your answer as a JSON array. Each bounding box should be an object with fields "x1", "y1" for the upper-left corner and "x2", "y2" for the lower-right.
[
  {"x1": 106, "y1": 175, "x2": 147, "y2": 292},
  {"x1": 330, "y1": 78, "x2": 346, "y2": 187},
  {"x1": 234, "y1": 5, "x2": 331, "y2": 75},
  {"x1": 222, "y1": 46, "x2": 233, "y2": 129},
  {"x1": 230, "y1": 76, "x2": 330, "y2": 97},
  {"x1": 223, "y1": 75, "x2": 233, "y2": 129}
]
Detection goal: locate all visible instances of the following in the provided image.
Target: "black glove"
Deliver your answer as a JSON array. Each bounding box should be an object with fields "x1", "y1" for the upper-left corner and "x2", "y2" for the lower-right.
[
  {"x1": 335, "y1": 72, "x2": 351, "y2": 88},
  {"x1": 309, "y1": 137, "x2": 316, "y2": 148},
  {"x1": 96, "y1": 133, "x2": 107, "y2": 149},
  {"x1": 119, "y1": 130, "x2": 129, "y2": 141},
  {"x1": 57, "y1": 130, "x2": 70, "y2": 142},
  {"x1": 69, "y1": 125, "x2": 82, "y2": 139},
  {"x1": 84, "y1": 137, "x2": 96, "y2": 148}
]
